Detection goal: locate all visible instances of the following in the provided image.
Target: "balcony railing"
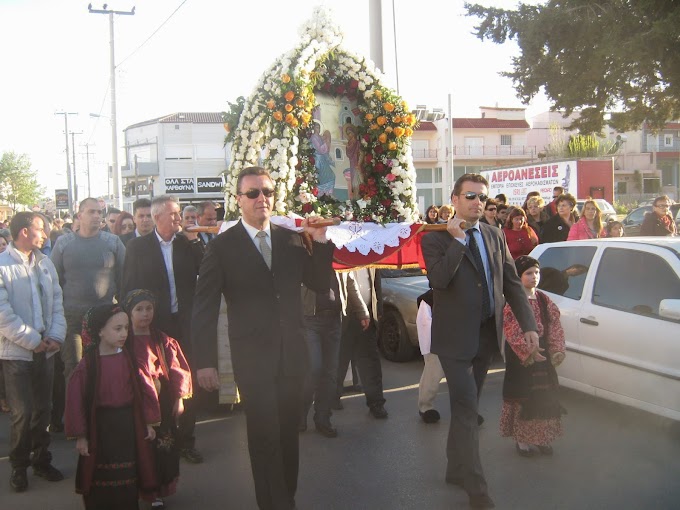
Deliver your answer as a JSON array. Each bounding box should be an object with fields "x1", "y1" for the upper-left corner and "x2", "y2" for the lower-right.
[
  {"x1": 411, "y1": 148, "x2": 438, "y2": 160},
  {"x1": 452, "y1": 145, "x2": 537, "y2": 157}
]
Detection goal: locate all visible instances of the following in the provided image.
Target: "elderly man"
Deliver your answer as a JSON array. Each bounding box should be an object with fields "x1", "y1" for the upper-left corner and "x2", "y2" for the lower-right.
[
  {"x1": 122, "y1": 194, "x2": 205, "y2": 463},
  {"x1": 192, "y1": 167, "x2": 334, "y2": 510},
  {"x1": 640, "y1": 195, "x2": 677, "y2": 236},
  {"x1": 120, "y1": 198, "x2": 154, "y2": 246},
  {"x1": 0, "y1": 212, "x2": 66, "y2": 492}
]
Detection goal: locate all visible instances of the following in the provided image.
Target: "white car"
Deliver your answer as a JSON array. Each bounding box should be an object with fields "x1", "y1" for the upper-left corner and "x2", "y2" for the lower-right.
[{"x1": 530, "y1": 238, "x2": 680, "y2": 421}]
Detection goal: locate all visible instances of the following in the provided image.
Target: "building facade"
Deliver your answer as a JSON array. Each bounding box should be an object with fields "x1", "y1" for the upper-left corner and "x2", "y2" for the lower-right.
[{"x1": 122, "y1": 112, "x2": 228, "y2": 211}]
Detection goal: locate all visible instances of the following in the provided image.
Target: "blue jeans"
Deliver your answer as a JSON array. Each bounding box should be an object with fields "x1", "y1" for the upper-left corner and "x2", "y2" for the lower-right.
[
  {"x1": 301, "y1": 312, "x2": 341, "y2": 423},
  {"x1": 2, "y1": 353, "x2": 55, "y2": 469}
]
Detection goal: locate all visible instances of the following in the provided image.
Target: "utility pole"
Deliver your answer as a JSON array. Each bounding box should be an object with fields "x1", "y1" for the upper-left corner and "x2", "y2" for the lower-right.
[
  {"x1": 88, "y1": 3, "x2": 136, "y2": 210},
  {"x1": 70, "y1": 131, "x2": 83, "y2": 204},
  {"x1": 134, "y1": 154, "x2": 139, "y2": 200},
  {"x1": 54, "y1": 111, "x2": 77, "y2": 213},
  {"x1": 81, "y1": 143, "x2": 95, "y2": 197}
]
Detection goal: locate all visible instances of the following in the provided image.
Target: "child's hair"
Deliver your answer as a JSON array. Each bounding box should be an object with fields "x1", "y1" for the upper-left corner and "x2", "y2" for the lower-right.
[
  {"x1": 81, "y1": 304, "x2": 125, "y2": 352},
  {"x1": 122, "y1": 289, "x2": 157, "y2": 314},
  {"x1": 606, "y1": 220, "x2": 624, "y2": 236}
]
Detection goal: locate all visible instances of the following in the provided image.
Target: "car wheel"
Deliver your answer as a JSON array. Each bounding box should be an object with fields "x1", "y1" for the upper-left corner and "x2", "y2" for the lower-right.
[{"x1": 378, "y1": 308, "x2": 417, "y2": 362}]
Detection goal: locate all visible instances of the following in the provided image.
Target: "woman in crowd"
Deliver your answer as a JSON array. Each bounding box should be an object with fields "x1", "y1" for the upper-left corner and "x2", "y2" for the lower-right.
[
  {"x1": 640, "y1": 195, "x2": 677, "y2": 236},
  {"x1": 525, "y1": 196, "x2": 549, "y2": 240},
  {"x1": 65, "y1": 305, "x2": 160, "y2": 509},
  {"x1": 521, "y1": 191, "x2": 541, "y2": 211},
  {"x1": 504, "y1": 207, "x2": 539, "y2": 259},
  {"x1": 501, "y1": 256, "x2": 566, "y2": 457},
  {"x1": 541, "y1": 193, "x2": 578, "y2": 243},
  {"x1": 480, "y1": 198, "x2": 502, "y2": 227},
  {"x1": 606, "y1": 220, "x2": 625, "y2": 237},
  {"x1": 568, "y1": 198, "x2": 606, "y2": 240},
  {"x1": 424, "y1": 205, "x2": 439, "y2": 224},
  {"x1": 112, "y1": 211, "x2": 135, "y2": 237},
  {"x1": 438, "y1": 205, "x2": 453, "y2": 223}
]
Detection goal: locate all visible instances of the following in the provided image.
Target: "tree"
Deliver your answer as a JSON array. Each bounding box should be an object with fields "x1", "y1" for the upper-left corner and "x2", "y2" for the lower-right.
[
  {"x1": 465, "y1": 0, "x2": 680, "y2": 134},
  {"x1": 0, "y1": 151, "x2": 45, "y2": 211}
]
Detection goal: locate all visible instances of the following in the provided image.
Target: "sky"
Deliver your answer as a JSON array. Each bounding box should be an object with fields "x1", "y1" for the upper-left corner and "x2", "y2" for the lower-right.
[{"x1": 0, "y1": 0, "x2": 550, "y2": 200}]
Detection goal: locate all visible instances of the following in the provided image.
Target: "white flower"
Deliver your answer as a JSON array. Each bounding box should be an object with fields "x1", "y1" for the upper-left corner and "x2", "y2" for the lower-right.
[
  {"x1": 275, "y1": 201, "x2": 287, "y2": 213},
  {"x1": 357, "y1": 199, "x2": 368, "y2": 210}
]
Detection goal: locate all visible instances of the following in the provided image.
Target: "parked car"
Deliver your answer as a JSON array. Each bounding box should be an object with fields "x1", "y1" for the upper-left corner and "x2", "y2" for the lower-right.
[
  {"x1": 377, "y1": 268, "x2": 429, "y2": 361},
  {"x1": 530, "y1": 238, "x2": 680, "y2": 421},
  {"x1": 575, "y1": 199, "x2": 617, "y2": 224},
  {"x1": 621, "y1": 204, "x2": 680, "y2": 236}
]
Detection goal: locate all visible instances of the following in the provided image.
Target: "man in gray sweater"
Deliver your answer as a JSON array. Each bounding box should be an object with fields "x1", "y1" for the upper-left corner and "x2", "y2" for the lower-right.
[{"x1": 49, "y1": 198, "x2": 126, "y2": 428}]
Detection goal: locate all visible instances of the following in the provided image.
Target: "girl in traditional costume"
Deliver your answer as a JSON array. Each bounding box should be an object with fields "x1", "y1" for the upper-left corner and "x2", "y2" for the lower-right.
[
  {"x1": 123, "y1": 289, "x2": 193, "y2": 509},
  {"x1": 500, "y1": 256, "x2": 566, "y2": 457},
  {"x1": 65, "y1": 304, "x2": 160, "y2": 509}
]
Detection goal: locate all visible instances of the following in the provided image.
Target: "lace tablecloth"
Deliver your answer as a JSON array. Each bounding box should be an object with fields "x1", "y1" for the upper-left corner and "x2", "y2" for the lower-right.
[{"x1": 219, "y1": 216, "x2": 418, "y2": 256}]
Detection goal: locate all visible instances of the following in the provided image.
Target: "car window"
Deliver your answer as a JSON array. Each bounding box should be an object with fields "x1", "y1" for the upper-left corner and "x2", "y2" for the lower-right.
[
  {"x1": 627, "y1": 207, "x2": 649, "y2": 224},
  {"x1": 593, "y1": 248, "x2": 680, "y2": 321},
  {"x1": 536, "y1": 246, "x2": 597, "y2": 299}
]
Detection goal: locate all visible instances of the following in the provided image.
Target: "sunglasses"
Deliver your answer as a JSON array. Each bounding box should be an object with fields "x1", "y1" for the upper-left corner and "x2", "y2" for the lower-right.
[
  {"x1": 238, "y1": 188, "x2": 275, "y2": 199},
  {"x1": 461, "y1": 192, "x2": 488, "y2": 202},
  {"x1": 486, "y1": 207, "x2": 497, "y2": 212}
]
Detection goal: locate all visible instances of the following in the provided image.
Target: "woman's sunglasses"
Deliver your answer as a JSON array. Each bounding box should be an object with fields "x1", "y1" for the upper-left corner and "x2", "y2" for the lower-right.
[{"x1": 238, "y1": 188, "x2": 276, "y2": 199}]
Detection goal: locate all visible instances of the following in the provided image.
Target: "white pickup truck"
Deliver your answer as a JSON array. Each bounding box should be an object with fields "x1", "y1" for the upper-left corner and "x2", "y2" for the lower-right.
[{"x1": 530, "y1": 237, "x2": 680, "y2": 421}]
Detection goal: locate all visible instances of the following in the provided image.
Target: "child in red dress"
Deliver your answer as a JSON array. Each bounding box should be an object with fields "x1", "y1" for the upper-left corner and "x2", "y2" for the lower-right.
[
  {"x1": 123, "y1": 289, "x2": 193, "y2": 509},
  {"x1": 500, "y1": 256, "x2": 566, "y2": 457},
  {"x1": 65, "y1": 305, "x2": 160, "y2": 510}
]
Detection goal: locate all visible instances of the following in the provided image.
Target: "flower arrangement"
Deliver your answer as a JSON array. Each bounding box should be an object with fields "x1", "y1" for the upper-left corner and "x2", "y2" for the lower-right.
[{"x1": 225, "y1": 7, "x2": 419, "y2": 224}]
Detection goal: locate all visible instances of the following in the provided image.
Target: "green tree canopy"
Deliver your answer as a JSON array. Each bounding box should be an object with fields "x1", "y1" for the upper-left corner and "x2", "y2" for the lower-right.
[
  {"x1": 0, "y1": 151, "x2": 45, "y2": 211},
  {"x1": 465, "y1": 0, "x2": 680, "y2": 134}
]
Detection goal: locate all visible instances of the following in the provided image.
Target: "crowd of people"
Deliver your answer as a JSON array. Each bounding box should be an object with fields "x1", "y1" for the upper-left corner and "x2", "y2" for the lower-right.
[
  {"x1": 422, "y1": 187, "x2": 677, "y2": 261},
  {"x1": 0, "y1": 170, "x2": 677, "y2": 509}
]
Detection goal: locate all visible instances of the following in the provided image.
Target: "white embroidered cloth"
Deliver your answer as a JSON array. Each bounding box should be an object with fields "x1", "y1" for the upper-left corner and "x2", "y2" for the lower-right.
[{"x1": 218, "y1": 216, "x2": 415, "y2": 256}]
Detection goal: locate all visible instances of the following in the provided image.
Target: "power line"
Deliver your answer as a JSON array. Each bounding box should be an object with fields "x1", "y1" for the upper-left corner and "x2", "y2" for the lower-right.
[
  {"x1": 87, "y1": 84, "x2": 110, "y2": 144},
  {"x1": 117, "y1": 0, "x2": 188, "y2": 69}
]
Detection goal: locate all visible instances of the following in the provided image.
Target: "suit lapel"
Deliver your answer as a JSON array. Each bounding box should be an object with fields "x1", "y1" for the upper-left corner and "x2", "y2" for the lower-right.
[
  {"x1": 149, "y1": 232, "x2": 171, "y2": 291},
  {"x1": 479, "y1": 224, "x2": 496, "y2": 279},
  {"x1": 270, "y1": 223, "x2": 285, "y2": 275}
]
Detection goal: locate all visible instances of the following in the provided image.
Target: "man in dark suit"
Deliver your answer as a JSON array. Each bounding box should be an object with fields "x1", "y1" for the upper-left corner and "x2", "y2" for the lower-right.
[
  {"x1": 422, "y1": 174, "x2": 539, "y2": 509},
  {"x1": 119, "y1": 198, "x2": 154, "y2": 246},
  {"x1": 121, "y1": 194, "x2": 205, "y2": 463},
  {"x1": 196, "y1": 200, "x2": 218, "y2": 247},
  {"x1": 192, "y1": 167, "x2": 334, "y2": 510}
]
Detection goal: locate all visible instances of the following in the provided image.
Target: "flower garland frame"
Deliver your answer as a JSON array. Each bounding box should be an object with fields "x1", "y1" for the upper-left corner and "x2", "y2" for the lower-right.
[{"x1": 225, "y1": 8, "x2": 419, "y2": 224}]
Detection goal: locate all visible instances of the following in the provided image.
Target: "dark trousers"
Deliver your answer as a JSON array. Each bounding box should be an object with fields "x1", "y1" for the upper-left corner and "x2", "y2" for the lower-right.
[
  {"x1": 2, "y1": 353, "x2": 55, "y2": 469},
  {"x1": 438, "y1": 318, "x2": 497, "y2": 498},
  {"x1": 50, "y1": 352, "x2": 65, "y2": 427},
  {"x1": 240, "y1": 374, "x2": 303, "y2": 510},
  {"x1": 166, "y1": 312, "x2": 198, "y2": 450},
  {"x1": 301, "y1": 312, "x2": 342, "y2": 423},
  {"x1": 336, "y1": 317, "x2": 385, "y2": 408}
]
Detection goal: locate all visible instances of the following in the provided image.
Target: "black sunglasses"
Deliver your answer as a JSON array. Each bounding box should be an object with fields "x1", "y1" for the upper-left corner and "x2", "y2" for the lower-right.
[
  {"x1": 238, "y1": 188, "x2": 276, "y2": 199},
  {"x1": 461, "y1": 192, "x2": 488, "y2": 202}
]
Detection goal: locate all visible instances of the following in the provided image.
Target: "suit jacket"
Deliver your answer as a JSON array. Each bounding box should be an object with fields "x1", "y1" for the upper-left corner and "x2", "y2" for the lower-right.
[
  {"x1": 191, "y1": 221, "x2": 334, "y2": 385},
  {"x1": 421, "y1": 222, "x2": 537, "y2": 360},
  {"x1": 122, "y1": 230, "x2": 204, "y2": 359}
]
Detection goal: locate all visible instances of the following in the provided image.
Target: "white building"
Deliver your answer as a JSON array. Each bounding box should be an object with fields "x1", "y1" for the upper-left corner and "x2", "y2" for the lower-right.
[{"x1": 122, "y1": 112, "x2": 229, "y2": 210}]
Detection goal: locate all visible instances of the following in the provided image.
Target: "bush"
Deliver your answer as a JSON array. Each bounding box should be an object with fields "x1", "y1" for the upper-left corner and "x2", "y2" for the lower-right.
[{"x1": 613, "y1": 200, "x2": 633, "y2": 215}]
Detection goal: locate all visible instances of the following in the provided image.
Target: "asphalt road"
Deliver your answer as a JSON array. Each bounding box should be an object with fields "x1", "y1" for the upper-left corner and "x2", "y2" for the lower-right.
[{"x1": 2, "y1": 357, "x2": 679, "y2": 509}]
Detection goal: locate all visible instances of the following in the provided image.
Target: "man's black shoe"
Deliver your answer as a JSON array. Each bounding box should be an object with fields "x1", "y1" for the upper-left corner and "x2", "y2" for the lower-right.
[
  {"x1": 369, "y1": 404, "x2": 388, "y2": 419},
  {"x1": 331, "y1": 399, "x2": 344, "y2": 410},
  {"x1": 420, "y1": 409, "x2": 441, "y2": 423},
  {"x1": 33, "y1": 464, "x2": 64, "y2": 482},
  {"x1": 10, "y1": 468, "x2": 28, "y2": 492},
  {"x1": 179, "y1": 447, "x2": 204, "y2": 464},
  {"x1": 314, "y1": 421, "x2": 338, "y2": 438}
]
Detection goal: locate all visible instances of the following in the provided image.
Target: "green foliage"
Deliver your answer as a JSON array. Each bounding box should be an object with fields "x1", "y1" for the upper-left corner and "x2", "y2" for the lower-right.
[
  {"x1": 567, "y1": 134, "x2": 614, "y2": 158},
  {"x1": 0, "y1": 151, "x2": 45, "y2": 211},
  {"x1": 465, "y1": 0, "x2": 680, "y2": 134},
  {"x1": 222, "y1": 96, "x2": 246, "y2": 145},
  {"x1": 612, "y1": 200, "x2": 630, "y2": 215}
]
